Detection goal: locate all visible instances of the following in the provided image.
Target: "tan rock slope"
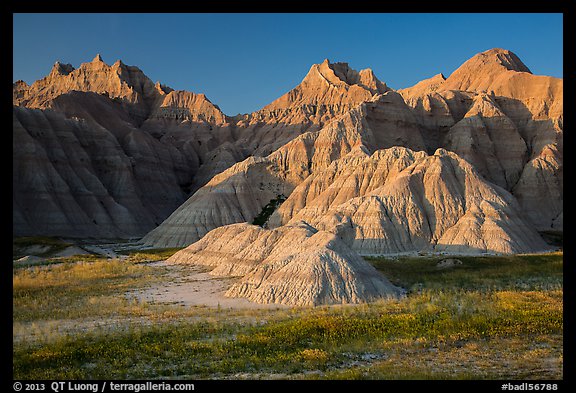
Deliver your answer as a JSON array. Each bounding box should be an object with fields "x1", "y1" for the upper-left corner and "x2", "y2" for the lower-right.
[
  {"x1": 13, "y1": 49, "x2": 562, "y2": 245},
  {"x1": 140, "y1": 58, "x2": 390, "y2": 189},
  {"x1": 142, "y1": 92, "x2": 427, "y2": 247},
  {"x1": 222, "y1": 59, "x2": 390, "y2": 166},
  {"x1": 167, "y1": 221, "x2": 403, "y2": 306},
  {"x1": 145, "y1": 48, "x2": 564, "y2": 249},
  {"x1": 14, "y1": 56, "x2": 387, "y2": 237},
  {"x1": 279, "y1": 147, "x2": 549, "y2": 255},
  {"x1": 399, "y1": 48, "x2": 562, "y2": 230},
  {"x1": 15, "y1": 54, "x2": 164, "y2": 122},
  {"x1": 268, "y1": 146, "x2": 428, "y2": 228},
  {"x1": 165, "y1": 146, "x2": 549, "y2": 305},
  {"x1": 13, "y1": 48, "x2": 561, "y2": 306}
]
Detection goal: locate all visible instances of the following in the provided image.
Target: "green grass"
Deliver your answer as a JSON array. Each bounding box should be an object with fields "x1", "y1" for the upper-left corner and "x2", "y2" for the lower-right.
[
  {"x1": 13, "y1": 236, "x2": 73, "y2": 258},
  {"x1": 118, "y1": 248, "x2": 184, "y2": 263},
  {"x1": 367, "y1": 252, "x2": 563, "y2": 292},
  {"x1": 13, "y1": 289, "x2": 562, "y2": 379},
  {"x1": 12, "y1": 251, "x2": 563, "y2": 380},
  {"x1": 13, "y1": 254, "x2": 106, "y2": 270},
  {"x1": 252, "y1": 195, "x2": 286, "y2": 227},
  {"x1": 13, "y1": 258, "x2": 168, "y2": 322}
]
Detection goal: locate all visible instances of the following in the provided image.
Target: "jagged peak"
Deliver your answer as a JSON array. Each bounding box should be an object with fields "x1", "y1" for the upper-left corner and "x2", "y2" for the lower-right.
[
  {"x1": 302, "y1": 59, "x2": 360, "y2": 87},
  {"x1": 154, "y1": 81, "x2": 174, "y2": 95},
  {"x1": 307, "y1": 59, "x2": 354, "y2": 87},
  {"x1": 435, "y1": 73, "x2": 447, "y2": 81},
  {"x1": 304, "y1": 59, "x2": 387, "y2": 94},
  {"x1": 50, "y1": 61, "x2": 75, "y2": 76},
  {"x1": 358, "y1": 68, "x2": 377, "y2": 80},
  {"x1": 327, "y1": 61, "x2": 357, "y2": 83},
  {"x1": 13, "y1": 80, "x2": 29, "y2": 88},
  {"x1": 441, "y1": 48, "x2": 533, "y2": 93},
  {"x1": 92, "y1": 53, "x2": 104, "y2": 63},
  {"x1": 112, "y1": 59, "x2": 126, "y2": 68}
]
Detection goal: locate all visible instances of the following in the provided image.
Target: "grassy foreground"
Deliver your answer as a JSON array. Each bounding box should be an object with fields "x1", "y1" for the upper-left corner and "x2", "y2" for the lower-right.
[{"x1": 13, "y1": 250, "x2": 563, "y2": 379}]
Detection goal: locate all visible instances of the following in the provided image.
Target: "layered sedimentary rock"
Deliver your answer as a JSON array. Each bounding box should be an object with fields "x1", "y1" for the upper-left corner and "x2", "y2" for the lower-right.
[
  {"x1": 167, "y1": 221, "x2": 403, "y2": 306},
  {"x1": 166, "y1": 146, "x2": 548, "y2": 305},
  {"x1": 14, "y1": 48, "x2": 562, "y2": 243},
  {"x1": 443, "y1": 93, "x2": 528, "y2": 190},
  {"x1": 144, "y1": 48, "x2": 564, "y2": 248},
  {"x1": 13, "y1": 101, "x2": 193, "y2": 237},
  {"x1": 12, "y1": 56, "x2": 203, "y2": 237},
  {"x1": 231, "y1": 59, "x2": 390, "y2": 157},
  {"x1": 142, "y1": 105, "x2": 372, "y2": 247},
  {"x1": 299, "y1": 148, "x2": 549, "y2": 255},
  {"x1": 143, "y1": 91, "x2": 428, "y2": 247},
  {"x1": 268, "y1": 146, "x2": 426, "y2": 228},
  {"x1": 14, "y1": 56, "x2": 388, "y2": 237},
  {"x1": 251, "y1": 59, "x2": 388, "y2": 125},
  {"x1": 399, "y1": 48, "x2": 562, "y2": 230},
  {"x1": 15, "y1": 54, "x2": 164, "y2": 122},
  {"x1": 13, "y1": 48, "x2": 561, "y2": 305},
  {"x1": 139, "y1": 58, "x2": 390, "y2": 191}
]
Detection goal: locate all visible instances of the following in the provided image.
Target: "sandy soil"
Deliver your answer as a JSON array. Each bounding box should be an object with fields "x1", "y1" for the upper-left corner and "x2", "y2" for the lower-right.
[{"x1": 130, "y1": 261, "x2": 287, "y2": 309}]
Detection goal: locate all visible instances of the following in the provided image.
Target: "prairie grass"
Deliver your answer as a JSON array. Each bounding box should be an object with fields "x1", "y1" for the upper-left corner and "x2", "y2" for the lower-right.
[
  {"x1": 119, "y1": 248, "x2": 184, "y2": 263},
  {"x1": 13, "y1": 258, "x2": 168, "y2": 322},
  {"x1": 366, "y1": 252, "x2": 563, "y2": 292},
  {"x1": 13, "y1": 251, "x2": 563, "y2": 380},
  {"x1": 13, "y1": 236, "x2": 72, "y2": 258}
]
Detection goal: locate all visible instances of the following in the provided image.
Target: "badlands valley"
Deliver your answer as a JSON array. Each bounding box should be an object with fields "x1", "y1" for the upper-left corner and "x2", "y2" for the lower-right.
[{"x1": 13, "y1": 48, "x2": 563, "y2": 379}]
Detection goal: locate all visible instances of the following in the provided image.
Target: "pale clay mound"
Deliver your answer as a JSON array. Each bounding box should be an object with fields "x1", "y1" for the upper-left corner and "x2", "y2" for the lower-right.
[
  {"x1": 164, "y1": 146, "x2": 549, "y2": 306},
  {"x1": 167, "y1": 222, "x2": 404, "y2": 306}
]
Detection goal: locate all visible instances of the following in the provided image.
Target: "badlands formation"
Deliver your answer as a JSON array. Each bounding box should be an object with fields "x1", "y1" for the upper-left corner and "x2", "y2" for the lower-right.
[{"x1": 14, "y1": 48, "x2": 562, "y2": 305}]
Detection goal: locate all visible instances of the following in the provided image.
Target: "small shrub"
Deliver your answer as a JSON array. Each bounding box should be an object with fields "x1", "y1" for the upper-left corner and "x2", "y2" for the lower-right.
[{"x1": 252, "y1": 195, "x2": 286, "y2": 227}]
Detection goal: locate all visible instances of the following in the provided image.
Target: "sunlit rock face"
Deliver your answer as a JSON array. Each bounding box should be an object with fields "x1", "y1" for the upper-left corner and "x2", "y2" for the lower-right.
[{"x1": 14, "y1": 49, "x2": 561, "y2": 245}]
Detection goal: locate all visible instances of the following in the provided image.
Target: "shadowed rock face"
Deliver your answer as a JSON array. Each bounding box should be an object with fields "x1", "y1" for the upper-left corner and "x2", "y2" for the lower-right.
[
  {"x1": 14, "y1": 56, "x2": 390, "y2": 238},
  {"x1": 12, "y1": 101, "x2": 193, "y2": 237}
]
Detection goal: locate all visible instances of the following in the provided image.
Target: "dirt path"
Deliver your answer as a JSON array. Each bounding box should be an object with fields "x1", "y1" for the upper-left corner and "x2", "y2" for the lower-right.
[{"x1": 129, "y1": 261, "x2": 287, "y2": 309}]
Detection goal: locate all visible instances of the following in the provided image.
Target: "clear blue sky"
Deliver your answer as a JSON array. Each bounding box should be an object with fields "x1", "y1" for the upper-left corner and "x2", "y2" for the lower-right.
[{"x1": 13, "y1": 13, "x2": 563, "y2": 116}]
